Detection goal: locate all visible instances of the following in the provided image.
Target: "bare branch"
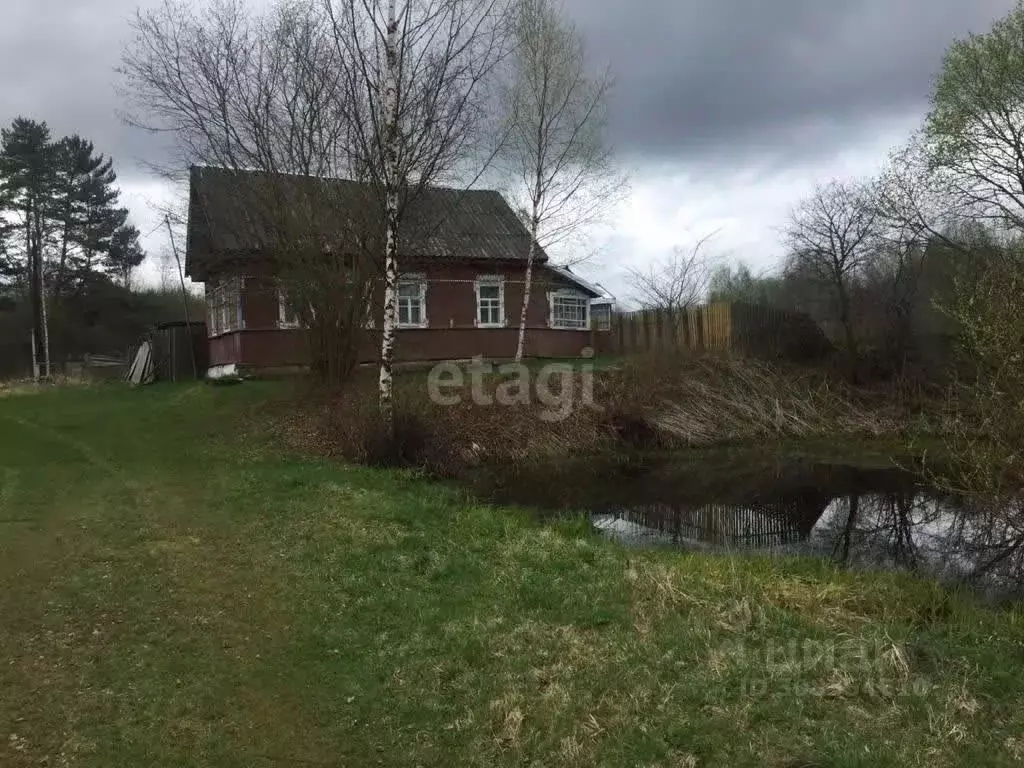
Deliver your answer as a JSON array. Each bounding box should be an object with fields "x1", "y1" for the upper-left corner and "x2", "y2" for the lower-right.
[{"x1": 625, "y1": 230, "x2": 720, "y2": 312}]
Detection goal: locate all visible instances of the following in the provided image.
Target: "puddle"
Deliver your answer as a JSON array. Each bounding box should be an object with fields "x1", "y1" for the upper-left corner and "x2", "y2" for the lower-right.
[{"x1": 460, "y1": 453, "x2": 1024, "y2": 599}]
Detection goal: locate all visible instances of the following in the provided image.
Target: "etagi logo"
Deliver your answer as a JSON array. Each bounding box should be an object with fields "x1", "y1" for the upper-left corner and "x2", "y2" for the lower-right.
[{"x1": 426, "y1": 348, "x2": 601, "y2": 422}]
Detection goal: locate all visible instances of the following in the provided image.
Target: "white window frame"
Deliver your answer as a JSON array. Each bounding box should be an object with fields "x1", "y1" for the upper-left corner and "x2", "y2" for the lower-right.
[
  {"x1": 548, "y1": 289, "x2": 591, "y2": 331},
  {"x1": 592, "y1": 302, "x2": 612, "y2": 331},
  {"x1": 279, "y1": 282, "x2": 376, "y2": 330},
  {"x1": 278, "y1": 288, "x2": 302, "y2": 329},
  {"x1": 397, "y1": 273, "x2": 428, "y2": 329},
  {"x1": 207, "y1": 276, "x2": 244, "y2": 337},
  {"x1": 474, "y1": 275, "x2": 505, "y2": 328}
]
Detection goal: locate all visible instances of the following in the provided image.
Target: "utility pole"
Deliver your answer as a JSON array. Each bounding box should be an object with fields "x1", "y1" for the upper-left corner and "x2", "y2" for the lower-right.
[{"x1": 166, "y1": 215, "x2": 198, "y2": 380}]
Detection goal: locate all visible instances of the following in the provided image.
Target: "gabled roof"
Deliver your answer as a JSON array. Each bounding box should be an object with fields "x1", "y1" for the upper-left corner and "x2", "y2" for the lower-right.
[
  {"x1": 544, "y1": 264, "x2": 605, "y2": 299},
  {"x1": 185, "y1": 166, "x2": 549, "y2": 279}
]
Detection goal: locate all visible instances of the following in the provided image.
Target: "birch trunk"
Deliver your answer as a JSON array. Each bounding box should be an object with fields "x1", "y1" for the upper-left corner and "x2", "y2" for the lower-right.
[
  {"x1": 30, "y1": 329, "x2": 38, "y2": 381},
  {"x1": 514, "y1": 213, "x2": 540, "y2": 362},
  {"x1": 41, "y1": 266, "x2": 51, "y2": 378},
  {"x1": 29, "y1": 216, "x2": 45, "y2": 381},
  {"x1": 378, "y1": 0, "x2": 401, "y2": 427}
]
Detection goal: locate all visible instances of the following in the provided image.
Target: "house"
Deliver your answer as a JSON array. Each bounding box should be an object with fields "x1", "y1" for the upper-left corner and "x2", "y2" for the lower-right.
[{"x1": 185, "y1": 167, "x2": 608, "y2": 376}]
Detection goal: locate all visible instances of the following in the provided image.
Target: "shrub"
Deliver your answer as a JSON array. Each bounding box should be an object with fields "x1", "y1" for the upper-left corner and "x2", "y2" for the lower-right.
[
  {"x1": 276, "y1": 354, "x2": 914, "y2": 474},
  {"x1": 357, "y1": 408, "x2": 433, "y2": 469}
]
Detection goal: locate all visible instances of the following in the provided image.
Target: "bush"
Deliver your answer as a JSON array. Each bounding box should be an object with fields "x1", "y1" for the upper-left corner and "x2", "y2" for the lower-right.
[
  {"x1": 275, "y1": 354, "x2": 915, "y2": 475},
  {"x1": 357, "y1": 408, "x2": 432, "y2": 469},
  {"x1": 929, "y1": 252, "x2": 1024, "y2": 495}
]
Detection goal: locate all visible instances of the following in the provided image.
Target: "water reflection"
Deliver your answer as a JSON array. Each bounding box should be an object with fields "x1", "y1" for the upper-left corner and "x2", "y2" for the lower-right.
[
  {"x1": 461, "y1": 456, "x2": 1024, "y2": 598},
  {"x1": 596, "y1": 491, "x2": 1024, "y2": 597}
]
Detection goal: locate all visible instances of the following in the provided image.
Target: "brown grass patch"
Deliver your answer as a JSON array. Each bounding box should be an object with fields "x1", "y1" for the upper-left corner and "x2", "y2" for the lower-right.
[{"x1": 268, "y1": 355, "x2": 915, "y2": 474}]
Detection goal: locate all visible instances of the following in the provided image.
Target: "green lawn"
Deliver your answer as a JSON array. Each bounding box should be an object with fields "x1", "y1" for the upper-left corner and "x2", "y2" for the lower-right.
[{"x1": 1, "y1": 383, "x2": 1022, "y2": 767}]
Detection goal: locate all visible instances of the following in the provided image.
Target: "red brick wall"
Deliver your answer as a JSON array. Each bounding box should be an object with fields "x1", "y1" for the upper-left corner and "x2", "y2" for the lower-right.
[{"x1": 205, "y1": 261, "x2": 603, "y2": 368}]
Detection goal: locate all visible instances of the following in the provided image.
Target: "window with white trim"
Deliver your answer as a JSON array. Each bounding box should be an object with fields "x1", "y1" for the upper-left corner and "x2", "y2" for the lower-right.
[
  {"x1": 278, "y1": 288, "x2": 302, "y2": 329},
  {"x1": 549, "y1": 290, "x2": 590, "y2": 330},
  {"x1": 397, "y1": 275, "x2": 427, "y2": 328},
  {"x1": 279, "y1": 283, "x2": 376, "y2": 330},
  {"x1": 475, "y1": 275, "x2": 504, "y2": 327},
  {"x1": 207, "y1": 276, "x2": 243, "y2": 337},
  {"x1": 592, "y1": 302, "x2": 612, "y2": 331}
]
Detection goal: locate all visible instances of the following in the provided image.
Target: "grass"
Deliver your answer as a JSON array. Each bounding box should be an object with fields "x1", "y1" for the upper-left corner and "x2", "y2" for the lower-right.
[
  {"x1": 1, "y1": 383, "x2": 1022, "y2": 767},
  {"x1": 292, "y1": 355, "x2": 928, "y2": 475}
]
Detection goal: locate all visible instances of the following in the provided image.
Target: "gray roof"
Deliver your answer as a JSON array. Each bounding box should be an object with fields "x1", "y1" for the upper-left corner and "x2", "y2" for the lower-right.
[
  {"x1": 185, "y1": 166, "x2": 548, "y2": 279},
  {"x1": 545, "y1": 264, "x2": 606, "y2": 299}
]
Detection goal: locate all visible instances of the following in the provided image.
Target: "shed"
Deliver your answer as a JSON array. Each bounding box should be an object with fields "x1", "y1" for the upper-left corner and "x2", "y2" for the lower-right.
[{"x1": 150, "y1": 321, "x2": 209, "y2": 382}]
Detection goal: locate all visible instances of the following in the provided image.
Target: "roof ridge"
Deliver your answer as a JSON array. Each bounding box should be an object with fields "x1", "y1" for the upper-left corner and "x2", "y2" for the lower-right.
[{"x1": 190, "y1": 165, "x2": 503, "y2": 197}]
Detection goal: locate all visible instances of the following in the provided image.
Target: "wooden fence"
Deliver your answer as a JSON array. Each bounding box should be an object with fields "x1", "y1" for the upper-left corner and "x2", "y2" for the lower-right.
[
  {"x1": 597, "y1": 302, "x2": 832, "y2": 361},
  {"x1": 599, "y1": 494, "x2": 829, "y2": 549}
]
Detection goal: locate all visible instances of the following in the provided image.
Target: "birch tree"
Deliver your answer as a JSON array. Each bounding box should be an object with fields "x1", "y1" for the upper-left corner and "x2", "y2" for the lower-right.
[
  {"x1": 325, "y1": 0, "x2": 513, "y2": 424},
  {"x1": 123, "y1": 0, "x2": 512, "y2": 415},
  {"x1": 501, "y1": 0, "x2": 619, "y2": 362}
]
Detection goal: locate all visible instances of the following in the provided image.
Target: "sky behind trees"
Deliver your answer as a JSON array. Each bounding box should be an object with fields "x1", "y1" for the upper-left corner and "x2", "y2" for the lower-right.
[{"x1": 1, "y1": 0, "x2": 1016, "y2": 296}]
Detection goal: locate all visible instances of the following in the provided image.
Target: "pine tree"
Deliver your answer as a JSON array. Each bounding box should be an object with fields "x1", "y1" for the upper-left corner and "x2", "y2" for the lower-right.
[
  {"x1": 104, "y1": 225, "x2": 146, "y2": 288},
  {"x1": 0, "y1": 118, "x2": 57, "y2": 375},
  {"x1": 51, "y1": 136, "x2": 126, "y2": 293},
  {"x1": 0, "y1": 184, "x2": 15, "y2": 284}
]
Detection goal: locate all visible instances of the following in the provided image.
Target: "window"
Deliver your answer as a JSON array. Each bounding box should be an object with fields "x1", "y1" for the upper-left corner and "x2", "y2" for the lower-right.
[
  {"x1": 207, "y1": 276, "x2": 243, "y2": 337},
  {"x1": 475, "y1": 276, "x2": 504, "y2": 327},
  {"x1": 397, "y1": 275, "x2": 427, "y2": 328},
  {"x1": 278, "y1": 289, "x2": 302, "y2": 329},
  {"x1": 592, "y1": 302, "x2": 612, "y2": 331},
  {"x1": 549, "y1": 291, "x2": 590, "y2": 330},
  {"x1": 279, "y1": 282, "x2": 376, "y2": 330}
]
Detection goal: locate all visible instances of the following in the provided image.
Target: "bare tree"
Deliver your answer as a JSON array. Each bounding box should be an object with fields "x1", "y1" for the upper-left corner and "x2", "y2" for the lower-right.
[
  {"x1": 625, "y1": 231, "x2": 718, "y2": 313},
  {"x1": 324, "y1": 0, "x2": 513, "y2": 423},
  {"x1": 122, "y1": 0, "x2": 513, "y2": 399},
  {"x1": 122, "y1": 0, "x2": 376, "y2": 384},
  {"x1": 874, "y1": 136, "x2": 977, "y2": 254},
  {"x1": 785, "y1": 180, "x2": 879, "y2": 359},
  {"x1": 500, "y1": 0, "x2": 622, "y2": 362},
  {"x1": 865, "y1": 146, "x2": 962, "y2": 368}
]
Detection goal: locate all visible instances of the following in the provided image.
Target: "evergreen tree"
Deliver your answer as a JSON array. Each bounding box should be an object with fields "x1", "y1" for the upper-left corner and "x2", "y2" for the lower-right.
[
  {"x1": 105, "y1": 225, "x2": 146, "y2": 288},
  {"x1": 51, "y1": 136, "x2": 127, "y2": 293},
  {"x1": 0, "y1": 117, "x2": 149, "y2": 373},
  {"x1": 0, "y1": 117, "x2": 57, "y2": 373},
  {"x1": 0, "y1": 185, "x2": 15, "y2": 284}
]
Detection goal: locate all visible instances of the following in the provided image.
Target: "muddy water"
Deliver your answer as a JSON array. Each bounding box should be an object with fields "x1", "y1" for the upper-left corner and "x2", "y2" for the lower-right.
[{"x1": 460, "y1": 453, "x2": 1024, "y2": 599}]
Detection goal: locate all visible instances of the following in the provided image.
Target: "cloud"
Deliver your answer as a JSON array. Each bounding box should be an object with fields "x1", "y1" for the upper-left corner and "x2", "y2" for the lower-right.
[
  {"x1": 0, "y1": 0, "x2": 171, "y2": 184},
  {"x1": 563, "y1": 0, "x2": 1016, "y2": 167},
  {"x1": 0, "y1": 0, "x2": 1019, "y2": 288},
  {"x1": 569, "y1": 111, "x2": 923, "y2": 301}
]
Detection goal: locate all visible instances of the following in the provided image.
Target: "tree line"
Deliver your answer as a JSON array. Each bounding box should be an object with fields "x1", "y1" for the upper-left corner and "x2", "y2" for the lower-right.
[
  {"x1": 648, "y1": 1, "x2": 1024, "y2": 497},
  {"x1": 0, "y1": 117, "x2": 146, "y2": 376}
]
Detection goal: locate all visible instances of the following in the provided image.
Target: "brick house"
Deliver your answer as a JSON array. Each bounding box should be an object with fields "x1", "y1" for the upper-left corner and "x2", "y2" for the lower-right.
[{"x1": 185, "y1": 167, "x2": 607, "y2": 376}]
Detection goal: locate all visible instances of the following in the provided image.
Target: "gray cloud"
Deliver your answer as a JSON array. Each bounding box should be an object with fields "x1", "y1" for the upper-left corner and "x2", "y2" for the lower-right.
[
  {"x1": 563, "y1": 0, "x2": 1016, "y2": 167},
  {"x1": 0, "y1": 0, "x2": 168, "y2": 186},
  {"x1": 0, "y1": 0, "x2": 1017, "y2": 189}
]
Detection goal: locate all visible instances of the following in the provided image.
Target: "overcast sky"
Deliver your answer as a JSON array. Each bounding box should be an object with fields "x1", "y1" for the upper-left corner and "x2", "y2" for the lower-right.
[{"x1": 1, "y1": 0, "x2": 1016, "y2": 298}]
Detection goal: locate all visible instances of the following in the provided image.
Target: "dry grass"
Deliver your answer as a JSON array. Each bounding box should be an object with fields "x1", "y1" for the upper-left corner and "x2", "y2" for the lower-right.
[
  {"x1": 628, "y1": 356, "x2": 904, "y2": 446},
  {"x1": 0, "y1": 376, "x2": 92, "y2": 398},
  {"x1": 273, "y1": 355, "x2": 917, "y2": 473}
]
